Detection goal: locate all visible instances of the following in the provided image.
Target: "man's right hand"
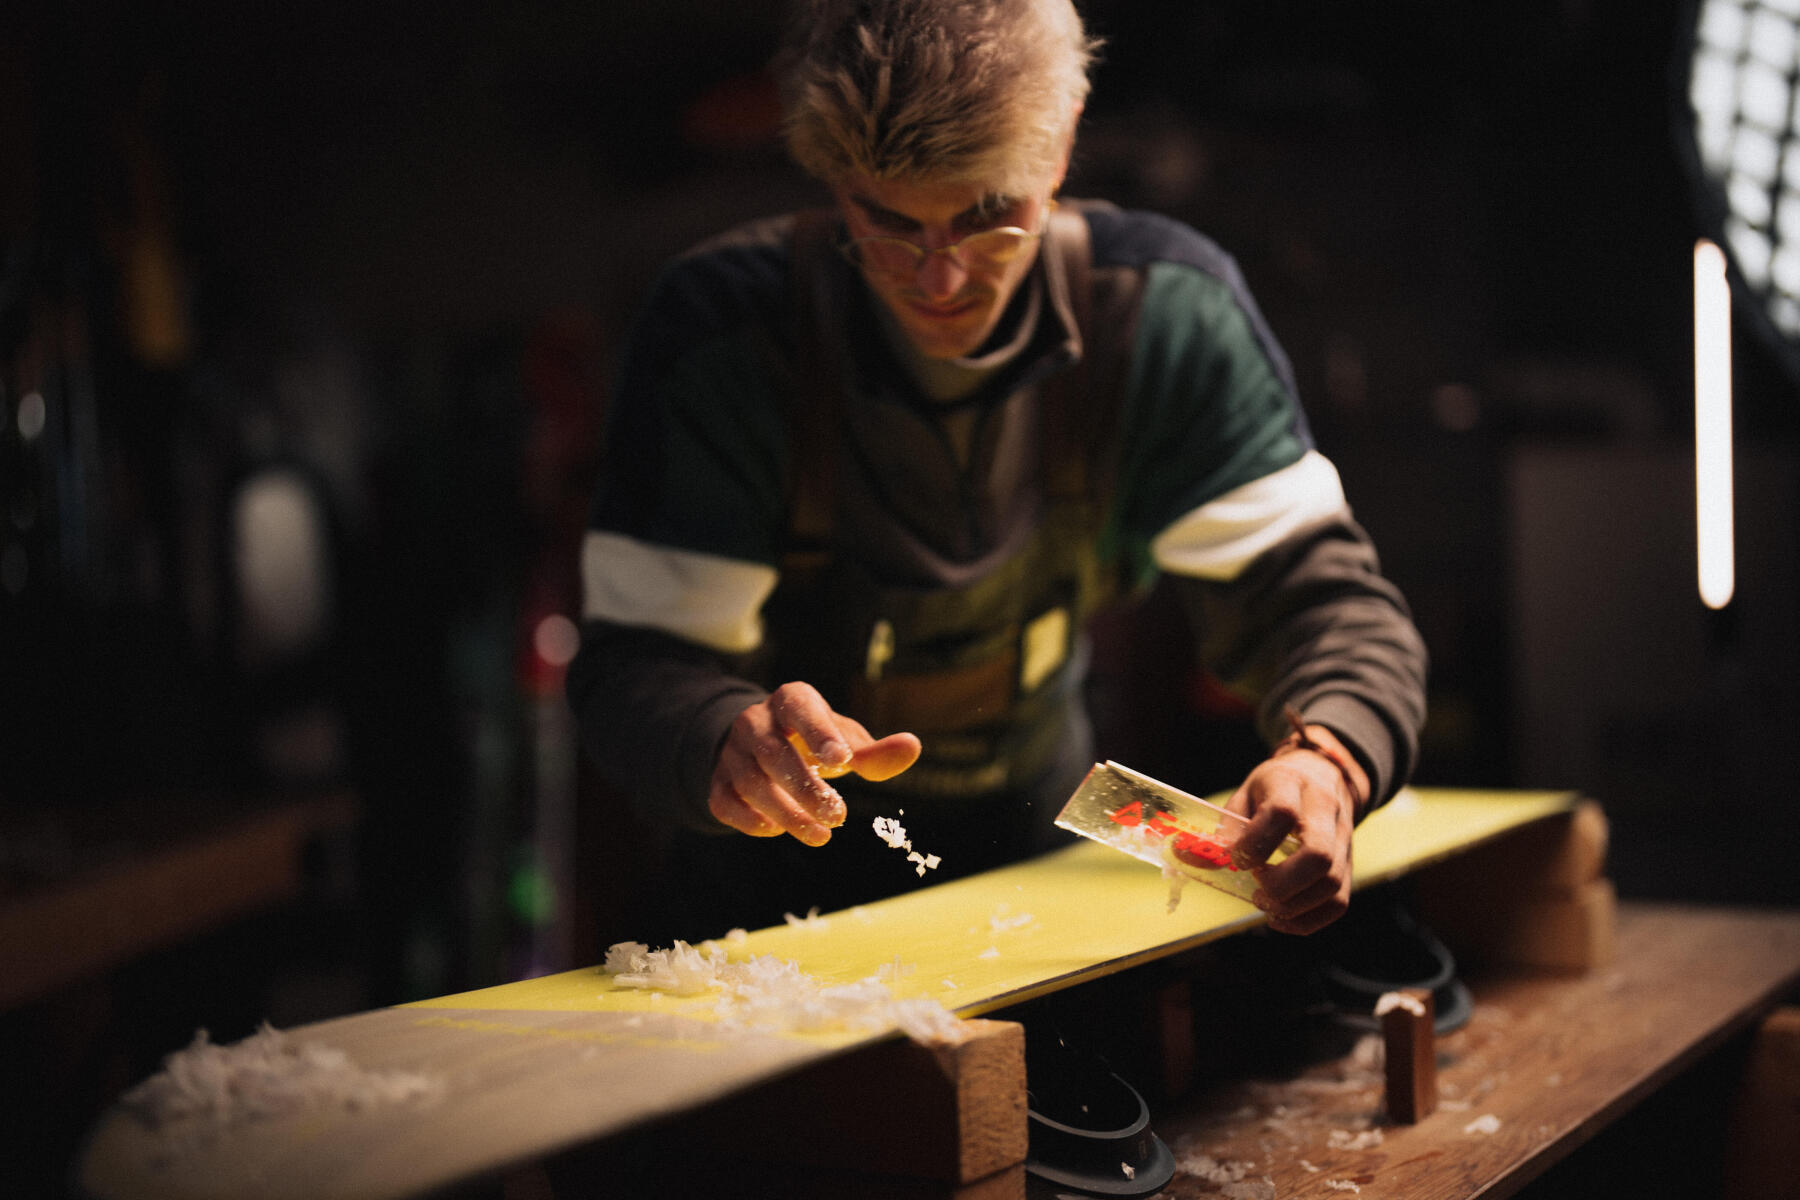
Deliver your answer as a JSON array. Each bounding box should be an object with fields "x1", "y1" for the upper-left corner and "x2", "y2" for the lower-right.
[{"x1": 709, "y1": 681, "x2": 921, "y2": 845}]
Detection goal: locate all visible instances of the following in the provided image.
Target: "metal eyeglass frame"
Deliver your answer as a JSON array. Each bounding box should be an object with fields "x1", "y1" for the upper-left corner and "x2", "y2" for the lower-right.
[{"x1": 836, "y1": 201, "x2": 1055, "y2": 275}]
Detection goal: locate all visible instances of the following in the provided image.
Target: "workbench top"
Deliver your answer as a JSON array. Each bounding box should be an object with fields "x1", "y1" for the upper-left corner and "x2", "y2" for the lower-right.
[{"x1": 1153, "y1": 901, "x2": 1800, "y2": 1199}]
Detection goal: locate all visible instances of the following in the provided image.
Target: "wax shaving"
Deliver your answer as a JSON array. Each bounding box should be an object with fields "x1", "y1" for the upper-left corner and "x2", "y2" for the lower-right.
[
  {"x1": 602, "y1": 940, "x2": 961, "y2": 1042},
  {"x1": 1375, "y1": 990, "x2": 1427, "y2": 1017},
  {"x1": 1162, "y1": 864, "x2": 1188, "y2": 913},
  {"x1": 1174, "y1": 1150, "x2": 1253, "y2": 1184},
  {"x1": 604, "y1": 940, "x2": 718, "y2": 994},
  {"x1": 121, "y1": 1023, "x2": 442, "y2": 1150},
  {"x1": 873, "y1": 815, "x2": 909, "y2": 849},
  {"x1": 1463, "y1": 1113, "x2": 1502, "y2": 1135},
  {"x1": 875, "y1": 955, "x2": 914, "y2": 982},
  {"x1": 873, "y1": 815, "x2": 942, "y2": 876},
  {"x1": 783, "y1": 906, "x2": 829, "y2": 930},
  {"x1": 989, "y1": 908, "x2": 1035, "y2": 934},
  {"x1": 1327, "y1": 1128, "x2": 1384, "y2": 1151}
]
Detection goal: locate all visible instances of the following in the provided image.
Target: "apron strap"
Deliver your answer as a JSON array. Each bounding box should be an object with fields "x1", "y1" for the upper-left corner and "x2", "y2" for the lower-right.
[
  {"x1": 1039, "y1": 203, "x2": 1133, "y2": 511},
  {"x1": 785, "y1": 208, "x2": 845, "y2": 561}
]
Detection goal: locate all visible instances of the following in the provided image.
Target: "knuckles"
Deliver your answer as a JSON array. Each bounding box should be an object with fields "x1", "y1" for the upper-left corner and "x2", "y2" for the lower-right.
[
  {"x1": 1283, "y1": 845, "x2": 1336, "y2": 881},
  {"x1": 768, "y1": 681, "x2": 814, "y2": 712}
]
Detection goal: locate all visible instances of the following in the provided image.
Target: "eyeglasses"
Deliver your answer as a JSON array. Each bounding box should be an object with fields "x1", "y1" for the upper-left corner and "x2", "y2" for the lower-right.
[{"x1": 838, "y1": 203, "x2": 1053, "y2": 276}]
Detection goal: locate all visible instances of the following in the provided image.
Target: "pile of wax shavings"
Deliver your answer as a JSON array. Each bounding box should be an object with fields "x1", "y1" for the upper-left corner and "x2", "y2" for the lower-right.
[
  {"x1": 872, "y1": 814, "x2": 942, "y2": 877},
  {"x1": 604, "y1": 940, "x2": 961, "y2": 1042},
  {"x1": 121, "y1": 1023, "x2": 442, "y2": 1146}
]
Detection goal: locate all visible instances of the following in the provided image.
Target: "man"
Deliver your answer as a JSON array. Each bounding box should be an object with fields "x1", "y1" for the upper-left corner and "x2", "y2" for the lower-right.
[{"x1": 568, "y1": 0, "x2": 1427, "y2": 942}]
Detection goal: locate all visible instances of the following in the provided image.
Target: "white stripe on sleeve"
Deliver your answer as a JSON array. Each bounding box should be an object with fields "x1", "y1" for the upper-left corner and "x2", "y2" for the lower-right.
[
  {"x1": 1151, "y1": 450, "x2": 1348, "y2": 581},
  {"x1": 580, "y1": 530, "x2": 778, "y2": 654}
]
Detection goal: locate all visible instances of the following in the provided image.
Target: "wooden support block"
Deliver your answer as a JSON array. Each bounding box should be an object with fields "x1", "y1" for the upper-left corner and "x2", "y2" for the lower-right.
[
  {"x1": 1492, "y1": 797, "x2": 1609, "y2": 891},
  {"x1": 1725, "y1": 1006, "x2": 1800, "y2": 1200},
  {"x1": 1415, "y1": 798, "x2": 1607, "y2": 896},
  {"x1": 682, "y1": 1018, "x2": 1027, "y2": 1185},
  {"x1": 1422, "y1": 877, "x2": 1617, "y2": 974},
  {"x1": 1379, "y1": 988, "x2": 1437, "y2": 1123},
  {"x1": 1413, "y1": 801, "x2": 1616, "y2": 973},
  {"x1": 1503, "y1": 878, "x2": 1616, "y2": 973}
]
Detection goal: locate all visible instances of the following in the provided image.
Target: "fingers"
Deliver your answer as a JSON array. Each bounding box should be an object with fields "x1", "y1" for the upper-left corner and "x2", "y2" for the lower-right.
[
  {"x1": 769, "y1": 682, "x2": 852, "y2": 773},
  {"x1": 713, "y1": 688, "x2": 848, "y2": 846},
  {"x1": 706, "y1": 783, "x2": 783, "y2": 838},
  {"x1": 1254, "y1": 869, "x2": 1351, "y2": 935},
  {"x1": 1228, "y1": 780, "x2": 1296, "y2": 869},
  {"x1": 846, "y1": 730, "x2": 922, "y2": 781},
  {"x1": 769, "y1": 682, "x2": 921, "y2": 784},
  {"x1": 710, "y1": 740, "x2": 839, "y2": 846},
  {"x1": 710, "y1": 682, "x2": 920, "y2": 846},
  {"x1": 1232, "y1": 755, "x2": 1355, "y2": 934}
]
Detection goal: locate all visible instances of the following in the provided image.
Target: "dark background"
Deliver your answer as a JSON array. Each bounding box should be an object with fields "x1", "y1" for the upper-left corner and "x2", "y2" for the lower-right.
[{"x1": 4, "y1": 2, "x2": 1797, "y2": 1195}]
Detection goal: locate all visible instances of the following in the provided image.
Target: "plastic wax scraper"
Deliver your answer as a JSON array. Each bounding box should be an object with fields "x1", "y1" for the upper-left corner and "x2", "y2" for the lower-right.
[{"x1": 1054, "y1": 761, "x2": 1301, "y2": 903}]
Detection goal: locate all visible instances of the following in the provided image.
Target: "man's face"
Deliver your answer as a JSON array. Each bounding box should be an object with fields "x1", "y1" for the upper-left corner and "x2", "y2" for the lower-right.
[{"x1": 831, "y1": 173, "x2": 1053, "y2": 360}]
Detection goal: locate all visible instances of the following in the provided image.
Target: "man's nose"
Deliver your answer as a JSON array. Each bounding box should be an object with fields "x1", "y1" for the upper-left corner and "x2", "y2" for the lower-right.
[{"x1": 915, "y1": 247, "x2": 969, "y2": 300}]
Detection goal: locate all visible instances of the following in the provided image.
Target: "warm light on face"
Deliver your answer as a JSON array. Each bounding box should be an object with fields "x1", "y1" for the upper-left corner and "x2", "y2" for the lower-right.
[
  {"x1": 832, "y1": 174, "x2": 1054, "y2": 360},
  {"x1": 1694, "y1": 238, "x2": 1736, "y2": 610}
]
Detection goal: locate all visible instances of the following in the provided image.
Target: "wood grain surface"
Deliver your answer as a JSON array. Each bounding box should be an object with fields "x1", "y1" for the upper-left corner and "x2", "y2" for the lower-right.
[{"x1": 1155, "y1": 903, "x2": 1800, "y2": 1198}]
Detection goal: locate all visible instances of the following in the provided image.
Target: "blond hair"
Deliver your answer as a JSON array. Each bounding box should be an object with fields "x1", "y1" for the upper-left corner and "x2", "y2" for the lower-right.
[{"x1": 780, "y1": 0, "x2": 1100, "y2": 197}]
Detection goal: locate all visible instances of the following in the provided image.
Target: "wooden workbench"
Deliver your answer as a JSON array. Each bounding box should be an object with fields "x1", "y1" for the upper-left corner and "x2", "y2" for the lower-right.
[
  {"x1": 73, "y1": 794, "x2": 1800, "y2": 1200},
  {"x1": 1146, "y1": 901, "x2": 1800, "y2": 1199},
  {"x1": 77, "y1": 789, "x2": 1586, "y2": 1200},
  {"x1": 504, "y1": 901, "x2": 1800, "y2": 1200}
]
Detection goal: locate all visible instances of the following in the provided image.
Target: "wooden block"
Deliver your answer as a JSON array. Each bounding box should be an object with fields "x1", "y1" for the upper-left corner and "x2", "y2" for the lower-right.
[
  {"x1": 1516, "y1": 797, "x2": 1609, "y2": 891},
  {"x1": 1499, "y1": 878, "x2": 1615, "y2": 972},
  {"x1": 1725, "y1": 1006, "x2": 1800, "y2": 1200},
  {"x1": 1379, "y1": 988, "x2": 1437, "y2": 1123},
  {"x1": 1413, "y1": 802, "x2": 1616, "y2": 973},
  {"x1": 684, "y1": 1019, "x2": 1027, "y2": 1184},
  {"x1": 1414, "y1": 799, "x2": 1607, "y2": 902},
  {"x1": 1424, "y1": 877, "x2": 1617, "y2": 974}
]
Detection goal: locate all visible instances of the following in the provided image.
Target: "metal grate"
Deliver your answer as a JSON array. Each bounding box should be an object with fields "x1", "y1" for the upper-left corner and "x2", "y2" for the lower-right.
[{"x1": 1686, "y1": 0, "x2": 1800, "y2": 360}]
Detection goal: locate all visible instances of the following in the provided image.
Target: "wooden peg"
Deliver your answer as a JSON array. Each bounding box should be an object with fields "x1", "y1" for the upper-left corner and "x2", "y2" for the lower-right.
[{"x1": 1379, "y1": 987, "x2": 1438, "y2": 1123}]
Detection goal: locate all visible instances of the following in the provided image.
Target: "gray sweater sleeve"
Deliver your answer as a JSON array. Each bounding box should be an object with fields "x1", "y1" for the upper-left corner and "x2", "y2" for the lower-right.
[
  {"x1": 1167, "y1": 512, "x2": 1429, "y2": 811},
  {"x1": 565, "y1": 621, "x2": 768, "y2": 834}
]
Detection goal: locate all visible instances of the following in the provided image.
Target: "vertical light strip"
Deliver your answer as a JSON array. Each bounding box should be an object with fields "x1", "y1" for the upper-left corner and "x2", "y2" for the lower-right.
[{"x1": 1694, "y1": 238, "x2": 1735, "y2": 609}]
